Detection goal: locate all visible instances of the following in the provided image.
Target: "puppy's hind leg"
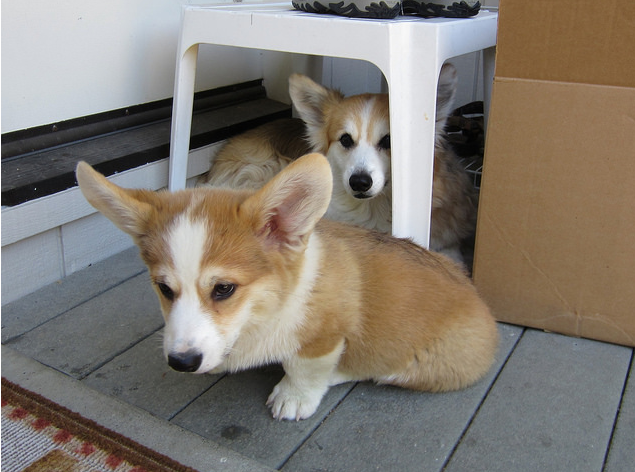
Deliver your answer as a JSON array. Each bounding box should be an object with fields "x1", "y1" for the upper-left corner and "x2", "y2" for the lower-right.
[{"x1": 267, "y1": 340, "x2": 345, "y2": 421}]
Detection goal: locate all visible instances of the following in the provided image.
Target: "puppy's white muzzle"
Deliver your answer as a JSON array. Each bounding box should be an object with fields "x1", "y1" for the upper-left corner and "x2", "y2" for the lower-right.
[
  {"x1": 163, "y1": 297, "x2": 226, "y2": 374},
  {"x1": 341, "y1": 145, "x2": 389, "y2": 200}
]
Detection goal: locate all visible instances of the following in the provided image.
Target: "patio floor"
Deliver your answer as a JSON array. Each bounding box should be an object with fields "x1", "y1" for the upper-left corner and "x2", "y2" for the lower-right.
[{"x1": 2, "y1": 246, "x2": 634, "y2": 472}]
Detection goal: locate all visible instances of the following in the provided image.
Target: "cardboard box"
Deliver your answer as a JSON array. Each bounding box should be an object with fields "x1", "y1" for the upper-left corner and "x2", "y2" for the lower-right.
[{"x1": 473, "y1": 0, "x2": 635, "y2": 346}]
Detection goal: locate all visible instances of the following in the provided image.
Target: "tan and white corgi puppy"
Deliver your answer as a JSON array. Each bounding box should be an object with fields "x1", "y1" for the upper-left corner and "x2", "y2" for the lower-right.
[
  {"x1": 201, "y1": 63, "x2": 478, "y2": 264},
  {"x1": 76, "y1": 154, "x2": 498, "y2": 421}
]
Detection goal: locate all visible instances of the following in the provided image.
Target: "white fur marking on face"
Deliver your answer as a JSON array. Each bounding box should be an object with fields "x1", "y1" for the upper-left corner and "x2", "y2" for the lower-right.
[
  {"x1": 168, "y1": 212, "x2": 208, "y2": 289},
  {"x1": 161, "y1": 212, "x2": 228, "y2": 372},
  {"x1": 336, "y1": 101, "x2": 389, "y2": 198}
]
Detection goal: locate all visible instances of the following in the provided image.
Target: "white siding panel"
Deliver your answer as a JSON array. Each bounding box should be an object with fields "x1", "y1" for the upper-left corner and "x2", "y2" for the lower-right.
[
  {"x1": 1, "y1": 230, "x2": 64, "y2": 305},
  {"x1": 1, "y1": 0, "x2": 264, "y2": 133},
  {"x1": 61, "y1": 213, "x2": 134, "y2": 276}
]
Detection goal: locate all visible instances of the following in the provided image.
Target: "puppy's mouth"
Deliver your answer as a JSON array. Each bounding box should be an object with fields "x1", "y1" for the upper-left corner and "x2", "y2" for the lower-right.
[{"x1": 353, "y1": 193, "x2": 373, "y2": 200}]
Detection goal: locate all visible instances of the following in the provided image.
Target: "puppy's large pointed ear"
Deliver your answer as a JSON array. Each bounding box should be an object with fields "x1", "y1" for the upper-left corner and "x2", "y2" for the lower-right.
[
  {"x1": 242, "y1": 153, "x2": 332, "y2": 251},
  {"x1": 75, "y1": 162, "x2": 155, "y2": 240},
  {"x1": 289, "y1": 74, "x2": 343, "y2": 152}
]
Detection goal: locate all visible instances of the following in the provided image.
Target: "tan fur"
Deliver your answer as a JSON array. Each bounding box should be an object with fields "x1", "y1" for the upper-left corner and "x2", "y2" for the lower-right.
[
  {"x1": 300, "y1": 223, "x2": 496, "y2": 392},
  {"x1": 204, "y1": 118, "x2": 311, "y2": 190},
  {"x1": 200, "y1": 65, "x2": 478, "y2": 264},
  {"x1": 76, "y1": 154, "x2": 498, "y2": 421}
]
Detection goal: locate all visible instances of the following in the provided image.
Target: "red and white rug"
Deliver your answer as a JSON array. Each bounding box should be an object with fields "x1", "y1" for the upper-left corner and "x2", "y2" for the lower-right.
[{"x1": 1, "y1": 377, "x2": 198, "y2": 472}]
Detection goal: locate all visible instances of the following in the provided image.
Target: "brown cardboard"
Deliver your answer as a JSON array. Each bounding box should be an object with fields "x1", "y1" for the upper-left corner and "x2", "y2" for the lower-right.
[
  {"x1": 473, "y1": 0, "x2": 635, "y2": 346},
  {"x1": 494, "y1": 0, "x2": 635, "y2": 87}
]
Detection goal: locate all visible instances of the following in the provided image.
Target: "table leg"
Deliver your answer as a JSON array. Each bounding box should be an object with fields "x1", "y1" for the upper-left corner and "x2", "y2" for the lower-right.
[
  {"x1": 385, "y1": 61, "x2": 440, "y2": 248},
  {"x1": 169, "y1": 44, "x2": 199, "y2": 191}
]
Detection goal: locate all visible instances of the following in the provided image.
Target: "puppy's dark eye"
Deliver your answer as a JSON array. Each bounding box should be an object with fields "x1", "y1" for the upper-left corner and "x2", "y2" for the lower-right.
[
  {"x1": 378, "y1": 134, "x2": 390, "y2": 150},
  {"x1": 339, "y1": 133, "x2": 354, "y2": 149},
  {"x1": 157, "y1": 282, "x2": 174, "y2": 301},
  {"x1": 212, "y1": 283, "x2": 236, "y2": 301}
]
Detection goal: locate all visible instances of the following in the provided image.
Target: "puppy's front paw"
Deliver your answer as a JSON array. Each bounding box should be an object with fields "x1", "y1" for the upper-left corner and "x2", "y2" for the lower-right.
[{"x1": 266, "y1": 377, "x2": 324, "y2": 421}]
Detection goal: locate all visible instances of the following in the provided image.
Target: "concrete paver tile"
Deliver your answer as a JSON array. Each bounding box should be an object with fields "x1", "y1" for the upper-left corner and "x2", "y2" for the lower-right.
[
  {"x1": 604, "y1": 356, "x2": 635, "y2": 472},
  {"x1": 6, "y1": 273, "x2": 163, "y2": 379},
  {"x1": 172, "y1": 365, "x2": 355, "y2": 469},
  {"x1": 84, "y1": 331, "x2": 223, "y2": 419},
  {"x1": 2, "y1": 247, "x2": 146, "y2": 343},
  {"x1": 444, "y1": 329, "x2": 631, "y2": 472}
]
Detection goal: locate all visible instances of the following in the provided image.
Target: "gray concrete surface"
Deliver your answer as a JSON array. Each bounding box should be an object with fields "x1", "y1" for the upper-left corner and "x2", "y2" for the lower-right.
[
  {"x1": 2, "y1": 346, "x2": 273, "y2": 472},
  {"x1": 2, "y1": 248, "x2": 633, "y2": 471}
]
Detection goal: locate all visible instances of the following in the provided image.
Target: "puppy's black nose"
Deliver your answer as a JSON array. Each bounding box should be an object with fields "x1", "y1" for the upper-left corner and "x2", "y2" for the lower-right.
[
  {"x1": 349, "y1": 173, "x2": 373, "y2": 192},
  {"x1": 168, "y1": 351, "x2": 203, "y2": 372}
]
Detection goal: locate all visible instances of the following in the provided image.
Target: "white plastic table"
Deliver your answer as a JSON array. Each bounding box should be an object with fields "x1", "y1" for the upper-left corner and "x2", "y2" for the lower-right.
[{"x1": 168, "y1": 2, "x2": 498, "y2": 247}]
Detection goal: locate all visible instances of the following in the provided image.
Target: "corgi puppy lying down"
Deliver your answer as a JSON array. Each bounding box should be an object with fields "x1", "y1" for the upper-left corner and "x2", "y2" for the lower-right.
[
  {"x1": 201, "y1": 64, "x2": 478, "y2": 264},
  {"x1": 76, "y1": 154, "x2": 498, "y2": 421}
]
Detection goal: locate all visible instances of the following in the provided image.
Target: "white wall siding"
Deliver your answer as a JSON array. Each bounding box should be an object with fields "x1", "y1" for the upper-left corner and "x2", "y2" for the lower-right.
[
  {"x1": 1, "y1": 0, "x2": 265, "y2": 133},
  {"x1": 2, "y1": 230, "x2": 65, "y2": 304},
  {"x1": 61, "y1": 213, "x2": 135, "y2": 276}
]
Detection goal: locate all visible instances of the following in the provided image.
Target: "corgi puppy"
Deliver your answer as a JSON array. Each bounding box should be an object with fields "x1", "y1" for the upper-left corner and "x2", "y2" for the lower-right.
[
  {"x1": 201, "y1": 63, "x2": 478, "y2": 264},
  {"x1": 76, "y1": 154, "x2": 498, "y2": 421}
]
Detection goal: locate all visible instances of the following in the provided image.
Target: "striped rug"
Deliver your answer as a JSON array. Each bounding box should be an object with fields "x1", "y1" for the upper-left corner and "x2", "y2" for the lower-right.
[{"x1": 1, "y1": 378, "x2": 198, "y2": 472}]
